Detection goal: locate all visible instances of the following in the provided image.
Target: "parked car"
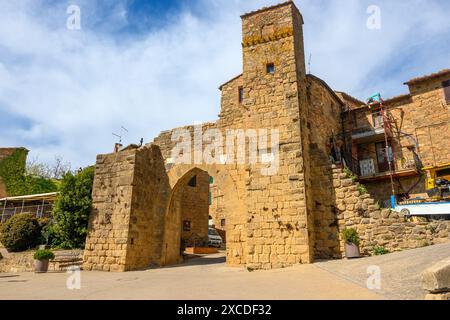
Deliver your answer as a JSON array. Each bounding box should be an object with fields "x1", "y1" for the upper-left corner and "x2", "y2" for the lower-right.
[{"x1": 208, "y1": 227, "x2": 223, "y2": 248}]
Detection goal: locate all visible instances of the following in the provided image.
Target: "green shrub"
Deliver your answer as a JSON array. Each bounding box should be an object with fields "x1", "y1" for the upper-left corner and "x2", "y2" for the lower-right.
[
  {"x1": 357, "y1": 184, "x2": 368, "y2": 195},
  {"x1": 0, "y1": 213, "x2": 41, "y2": 252},
  {"x1": 342, "y1": 228, "x2": 360, "y2": 245},
  {"x1": 51, "y1": 166, "x2": 94, "y2": 249},
  {"x1": 33, "y1": 249, "x2": 55, "y2": 261},
  {"x1": 373, "y1": 246, "x2": 389, "y2": 255},
  {"x1": 343, "y1": 166, "x2": 357, "y2": 182}
]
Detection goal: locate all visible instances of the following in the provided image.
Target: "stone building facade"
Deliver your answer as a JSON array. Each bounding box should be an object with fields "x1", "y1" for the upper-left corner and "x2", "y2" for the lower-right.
[
  {"x1": 342, "y1": 69, "x2": 450, "y2": 205},
  {"x1": 83, "y1": 1, "x2": 450, "y2": 271}
]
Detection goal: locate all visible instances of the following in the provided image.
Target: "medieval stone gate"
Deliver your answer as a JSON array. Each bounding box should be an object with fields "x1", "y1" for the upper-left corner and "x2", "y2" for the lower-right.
[{"x1": 82, "y1": 1, "x2": 449, "y2": 272}]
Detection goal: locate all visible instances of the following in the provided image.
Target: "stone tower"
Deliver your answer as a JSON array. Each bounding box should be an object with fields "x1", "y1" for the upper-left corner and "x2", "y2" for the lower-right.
[
  {"x1": 84, "y1": 1, "x2": 319, "y2": 272},
  {"x1": 240, "y1": 1, "x2": 315, "y2": 268}
]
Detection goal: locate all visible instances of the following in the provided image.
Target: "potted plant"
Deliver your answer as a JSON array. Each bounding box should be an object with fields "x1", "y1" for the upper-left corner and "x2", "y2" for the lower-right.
[
  {"x1": 342, "y1": 228, "x2": 361, "y2": 258},
  {"x1": 34, "y1": 249, "x2": 55, "y2": 273}
]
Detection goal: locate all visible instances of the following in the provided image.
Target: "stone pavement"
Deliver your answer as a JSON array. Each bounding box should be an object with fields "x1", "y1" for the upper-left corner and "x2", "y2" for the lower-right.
[
  {"x1": 0, "y1": 252, "x2": 381, "y2": 300},
  {"x1": 315, "y1": 242, "x2": 450, "y2": 300},
  {"x1": 1, "y1": 243, "x2": 448, "y2": 300}
]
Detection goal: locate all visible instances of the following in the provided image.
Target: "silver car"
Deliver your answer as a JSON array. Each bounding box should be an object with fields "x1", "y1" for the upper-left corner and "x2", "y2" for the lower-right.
[{"x1": 208, "y1": 228, "x2": 223, "y2": 248}]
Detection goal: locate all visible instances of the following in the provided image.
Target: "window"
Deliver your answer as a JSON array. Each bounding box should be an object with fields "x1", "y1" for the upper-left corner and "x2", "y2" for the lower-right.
[
  {"x1": 183, "y1": 220, "x2": 191, "y2": 231},
  {"x1": 188, "y1": 175, "x2": 197, "y2": 187},
  {"x1": 443, "y1": 80, "x2": 450, "y2": 104},
  {"x1": 372, "y1": 111, "x2": 384, "y2": 128},
  {"x1": 220, "y1": 219, "x2": 226, "y2": 227},
  {"x1": 266, "y1": 63, "x2": 275, "y2": 74},
  {"x1": 238, "y1": 86, "x2": 244, "y2": 104}
]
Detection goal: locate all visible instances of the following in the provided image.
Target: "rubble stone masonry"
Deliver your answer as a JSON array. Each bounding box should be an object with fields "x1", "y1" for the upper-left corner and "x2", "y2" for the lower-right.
[{"x1": 332, "y1": 165, "x2": 449, "y2": 255}]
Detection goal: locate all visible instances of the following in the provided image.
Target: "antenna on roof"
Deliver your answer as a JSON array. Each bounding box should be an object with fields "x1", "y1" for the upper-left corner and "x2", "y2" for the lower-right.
[
  {"x1": 112, "y1": 126, "x2": 129, "y2": 152},
  {"x1": 112, "y1": 133, "x2": 122, "y2": 143}
]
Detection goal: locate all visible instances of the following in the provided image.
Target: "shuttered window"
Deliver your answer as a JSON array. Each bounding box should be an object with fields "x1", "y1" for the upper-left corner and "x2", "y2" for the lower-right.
[{"x1": 443, "y1": 80, "x2": 450, "y2": 104}]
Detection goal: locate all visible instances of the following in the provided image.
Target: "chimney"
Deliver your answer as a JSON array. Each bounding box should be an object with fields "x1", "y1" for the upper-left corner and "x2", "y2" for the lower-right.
[{"x1": 114, "y1": 143, "x2": 123, "y2": 153}]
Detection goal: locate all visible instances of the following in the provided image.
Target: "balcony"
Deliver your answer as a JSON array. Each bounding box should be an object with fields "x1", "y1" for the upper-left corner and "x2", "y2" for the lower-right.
[
  {"x1": 352, "y1": 125, "x2": 392, "y2": 144},
  {"x1": 348, "y1": 158, "x2": 418, "y2": 182}
]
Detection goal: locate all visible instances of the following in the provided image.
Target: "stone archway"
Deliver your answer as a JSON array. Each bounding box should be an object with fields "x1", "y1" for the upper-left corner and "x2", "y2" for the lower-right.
[
  {"x1": 83, "y1": 146, "x2": 249, "y2": 271},
  {"x1": 160, "y1": 167, "x2": 210, "y2": 265},
  {"x1": 165, "y1": 164, "x2": 248, "y2": 267}
]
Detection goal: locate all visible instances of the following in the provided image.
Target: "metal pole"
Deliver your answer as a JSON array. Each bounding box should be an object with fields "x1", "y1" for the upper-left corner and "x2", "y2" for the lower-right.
[
  {"x1": 1, "y1": 199, "x2": 7, "y2": 223},
  {"x1": 41, "y1": 199, "x2": 45, "y2": 218},
  {"x1": 21, "y1": 199, "x2": 25, "y2": 213},
  {"x1": 381, "y1": 99, "x2": 396, "y2": 199}
]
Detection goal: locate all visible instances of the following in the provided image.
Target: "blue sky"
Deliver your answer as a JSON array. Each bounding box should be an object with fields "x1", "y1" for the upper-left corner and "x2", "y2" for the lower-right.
[{"x1": 0, "y1": 0, "x2": 449, "y2": 169}]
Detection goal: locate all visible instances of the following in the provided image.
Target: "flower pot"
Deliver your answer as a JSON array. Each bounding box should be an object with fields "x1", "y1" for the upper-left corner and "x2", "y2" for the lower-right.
[
  {"x1": 34, "y1": 259, "x2": 50, "y2": 273},
  {"x1": 344, "y1": 242, "x2": 360, "y2": 259}
]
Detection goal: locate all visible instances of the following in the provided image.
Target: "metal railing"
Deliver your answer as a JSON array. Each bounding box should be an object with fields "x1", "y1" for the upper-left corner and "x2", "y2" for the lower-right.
[{"x1": 0, "y1": 204, "x2": 53, "y2": 223}]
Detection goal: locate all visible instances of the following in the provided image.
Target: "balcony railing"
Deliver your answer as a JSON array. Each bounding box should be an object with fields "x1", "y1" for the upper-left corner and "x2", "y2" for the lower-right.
[
  {"x1": 0, "y1": 204, "x2": 53, "y2": 223},
  {"x1": 352, "y1": 124, "x2": 392, "y2": 143}
]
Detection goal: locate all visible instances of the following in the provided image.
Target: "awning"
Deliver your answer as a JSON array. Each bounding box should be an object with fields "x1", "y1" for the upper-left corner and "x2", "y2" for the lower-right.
[{"x1": 0, "y1": 192, "x2": 59, "y2": 203}]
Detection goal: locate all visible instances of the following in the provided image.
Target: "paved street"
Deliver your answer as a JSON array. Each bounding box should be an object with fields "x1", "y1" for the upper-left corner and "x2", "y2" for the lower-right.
[
  {"x1": 0, "y1": 243, "x2": 449, "y2": 300},
  {"x1": 315, "y1": 242, "x2": 450, "y2": 300}
]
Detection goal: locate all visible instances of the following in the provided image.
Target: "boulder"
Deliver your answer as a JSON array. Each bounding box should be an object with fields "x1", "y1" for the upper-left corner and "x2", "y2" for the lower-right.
[{"x1": 421, "y1": 257, "x2": 450, "y2": 293}]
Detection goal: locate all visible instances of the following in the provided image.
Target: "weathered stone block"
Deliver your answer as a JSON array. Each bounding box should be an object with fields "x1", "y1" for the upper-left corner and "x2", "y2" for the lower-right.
[{"x1": 422, "y1": 257, "x2": 450, "y2": 293}]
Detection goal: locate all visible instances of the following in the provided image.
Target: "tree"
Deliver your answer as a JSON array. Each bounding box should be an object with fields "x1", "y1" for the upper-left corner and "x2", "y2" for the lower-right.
[
  {"x1": 51, "y1": 166, "x2": 95, "y2": 248},
  {"x1": 26, "y1": 155, "x2": 72, "y2": 179}
]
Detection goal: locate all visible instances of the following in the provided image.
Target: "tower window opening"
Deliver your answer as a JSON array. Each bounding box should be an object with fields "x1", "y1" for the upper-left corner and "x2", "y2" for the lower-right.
[
  {"x1": 188, "y1": 175, "x2": 197, "y2": 187},
  {"x1": 238, "y1": 86, "x2": 244, "y2": 104}
]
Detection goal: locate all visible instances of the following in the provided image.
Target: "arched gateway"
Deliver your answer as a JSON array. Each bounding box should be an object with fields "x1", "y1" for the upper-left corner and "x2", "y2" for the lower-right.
[{"x1": 83, "y1": 145, "x2": 248, "y2": 271}]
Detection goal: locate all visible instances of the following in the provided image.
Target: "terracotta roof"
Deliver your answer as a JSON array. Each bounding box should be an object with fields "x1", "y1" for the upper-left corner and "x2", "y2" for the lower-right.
[
  {"x1": 218, "y1": 74, "x2": 242, "y2": 90},
  {"x1": 404, "y1": 69, "x2": 450, "y2": 85},
  {"x1": 240, "y1": 1, "x2": 297, "y2": 19}
]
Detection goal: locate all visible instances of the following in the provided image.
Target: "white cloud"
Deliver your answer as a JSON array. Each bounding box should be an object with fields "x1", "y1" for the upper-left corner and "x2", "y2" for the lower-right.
[{"x1": 0, "y1": 0, "x2": 449, "y2": 168}]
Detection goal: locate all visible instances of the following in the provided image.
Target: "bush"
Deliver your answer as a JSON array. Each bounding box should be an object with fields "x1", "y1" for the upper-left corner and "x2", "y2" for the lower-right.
[
  {"x1": 343, "y1": 166, "x2": 357, "y2": 182},
  {"x1": 373, "y1": 246, "x2": 389, "y2": 255},
  {"x1": 357, "y1": 184, "x2": 368, "y2": 195},
  {"x1": 342, "y1": 228, "x2": 360, "y2": 245},
  {"x1": 51, "y1": 166, "x2": 94, "y2": 249},
  {"x1": 0, "y1": 213, "x2": 41, "y2": 252},
  {"x1": 33, "y1": 249, "x2": 55, "y2": 261}
]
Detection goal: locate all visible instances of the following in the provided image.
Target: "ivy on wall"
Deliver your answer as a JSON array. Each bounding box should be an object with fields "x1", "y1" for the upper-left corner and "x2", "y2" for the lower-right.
[{"x1": 0, "y1": 149, "x2": 57, "y2": 196}]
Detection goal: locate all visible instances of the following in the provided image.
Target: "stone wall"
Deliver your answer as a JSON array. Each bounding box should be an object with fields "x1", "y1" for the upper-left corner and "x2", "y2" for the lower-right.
[
  {"x1": 306, "y1": 76, "x2": 345, "y2": 259},
  {"x1": 332, "y1": 165, "x2": 449, "y2": 255},
  {"x1": 0, "y1": 250, "x2": 83, "y2": 273},
  {"x1": 83, "y1": 145, "x2": 170, "y2": 271},
  {"x1": 178, "y1": 171, "x2": 210, "y2": 245},
  {"x1": 124, "y1": 145, "x2": 170, "y2": 269}
]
